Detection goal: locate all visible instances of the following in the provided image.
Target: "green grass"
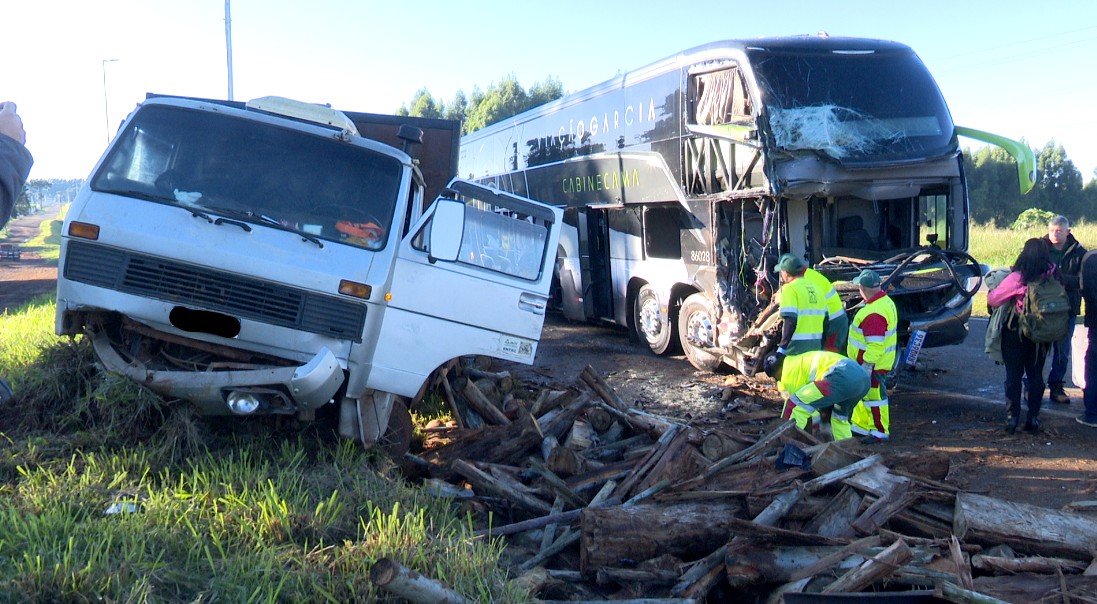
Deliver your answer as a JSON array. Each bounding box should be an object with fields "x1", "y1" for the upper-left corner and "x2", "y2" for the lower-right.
[
  {"x1": 0, "y1": 299, "x2": 529, "y2": 603},
  {"x1": 969, "y1": 220, "x2": 1097, "y2": 270},
  {"x1": 967, "y1": 221, "x2": 1097, "y2": 319}
]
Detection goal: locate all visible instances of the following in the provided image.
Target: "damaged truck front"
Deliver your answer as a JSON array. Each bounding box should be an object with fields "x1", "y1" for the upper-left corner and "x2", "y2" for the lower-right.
[
  {"x1": 56, "y1": 95, "x2": 561, "y2": 455},
  {"x1": 459, "y1": 35, "x2": 1035, "y2": 374}
]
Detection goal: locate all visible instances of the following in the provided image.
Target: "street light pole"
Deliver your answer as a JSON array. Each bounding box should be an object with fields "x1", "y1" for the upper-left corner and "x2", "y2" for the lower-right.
[
  {"x1": 225, "y1": 0, "x2": 234, "y2": 101},
  {"x1": 102, "y1": 58, "x2": 119, "y2": 144}
]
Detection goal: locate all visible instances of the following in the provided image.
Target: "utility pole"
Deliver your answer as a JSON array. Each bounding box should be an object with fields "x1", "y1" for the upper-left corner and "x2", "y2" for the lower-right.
[
  {"x1": 225, "y1": 0, "x2": 234, "y2": 101},
  {"x1": 102, "y1": 58, "x2": 119, "y2": 144}
]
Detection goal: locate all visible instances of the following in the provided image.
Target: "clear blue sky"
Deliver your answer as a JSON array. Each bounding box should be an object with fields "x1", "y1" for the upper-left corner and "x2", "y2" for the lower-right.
[{"x1": 5, "y1": 0, "x2": 1096, "y2": 185}]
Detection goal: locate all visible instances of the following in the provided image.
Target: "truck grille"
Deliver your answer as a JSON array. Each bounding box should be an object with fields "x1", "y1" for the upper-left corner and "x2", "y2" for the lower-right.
[{"x1": 64, "y1": 240, "x2": 366, "y2": 341}]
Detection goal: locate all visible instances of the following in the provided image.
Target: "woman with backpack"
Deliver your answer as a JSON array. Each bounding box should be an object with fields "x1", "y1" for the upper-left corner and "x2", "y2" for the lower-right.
[{"x1": 988, "y1": 238, "x2": 1059, "y2": 434}]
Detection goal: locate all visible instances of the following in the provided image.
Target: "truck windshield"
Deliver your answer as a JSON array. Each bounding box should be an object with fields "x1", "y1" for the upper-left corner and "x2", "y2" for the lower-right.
[
  {"x1": 748, "y1": 46, "x2": 954, "y2": 164},
  {"x1": 92, "y1": 104, "x2": 403, "y2": 250}
]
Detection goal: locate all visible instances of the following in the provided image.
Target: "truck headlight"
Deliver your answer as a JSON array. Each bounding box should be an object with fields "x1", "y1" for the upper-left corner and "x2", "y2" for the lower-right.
[{"x1": 226, "y1": 391, "x2": 261, "y2": 415}]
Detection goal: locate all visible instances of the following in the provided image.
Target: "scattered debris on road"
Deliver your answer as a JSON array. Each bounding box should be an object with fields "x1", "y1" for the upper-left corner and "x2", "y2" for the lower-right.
[{"x1": 380, "y1": 360, "x2": 1097, "y2": 602}]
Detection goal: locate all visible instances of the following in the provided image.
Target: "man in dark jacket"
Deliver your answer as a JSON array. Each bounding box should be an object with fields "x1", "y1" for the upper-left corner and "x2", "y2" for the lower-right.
[
  {"x1": 1043, "y1": 215, "x2": 1086, "y2": 404},
  {"x1": 1076, "y1": 250, "x2": 1097, "y2": 427},
  {"x1": 0, "y1": 101, "x2": 33, "y2": 228}
]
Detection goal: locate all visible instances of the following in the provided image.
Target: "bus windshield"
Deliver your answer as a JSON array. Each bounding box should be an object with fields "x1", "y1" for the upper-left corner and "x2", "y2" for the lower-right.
[
  {"x1": 748, "y1": 46, "x2": 954, "y2": 164},
  {"x1": 92, "y1": 105, "x2": 403, "y2": 250}
]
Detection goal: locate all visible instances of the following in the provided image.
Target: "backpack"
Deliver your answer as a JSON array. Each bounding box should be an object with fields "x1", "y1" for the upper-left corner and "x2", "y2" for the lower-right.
[
  {"x1": 1018, "y1": 276, "x2": 1071, "y2": 343},
  {"x1": 983, "y1": 268, "x2": 1011, "y2": 364}
]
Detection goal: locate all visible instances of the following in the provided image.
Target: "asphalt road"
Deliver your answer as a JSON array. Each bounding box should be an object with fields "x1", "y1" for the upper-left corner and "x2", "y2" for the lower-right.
[{"x1": 894, "y1": 316, "x2": 1086, "y2": 419}]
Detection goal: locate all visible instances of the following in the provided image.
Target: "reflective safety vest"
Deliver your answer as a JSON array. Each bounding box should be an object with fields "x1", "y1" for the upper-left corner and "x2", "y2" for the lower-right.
[
  {"x1": 779, "y1": 276, "x2": 827, "y2": 356},
  {"x1": 805, "y1": 268, "x2": 845, "y2": 324},
  {"x1": 847, "y1": 293, "x2": 898, "y2": 371},
  {"x1": 805, "y1": 267, "x2": 849, "y2": 352},
  {"x1": 777, "y1": 350, "x2": 870, "y2": 412}
]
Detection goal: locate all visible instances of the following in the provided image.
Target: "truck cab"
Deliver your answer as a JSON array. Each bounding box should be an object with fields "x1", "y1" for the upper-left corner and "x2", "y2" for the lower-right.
[{"x1": 56, "y1": 95, "x2": 562, "y2": 454}]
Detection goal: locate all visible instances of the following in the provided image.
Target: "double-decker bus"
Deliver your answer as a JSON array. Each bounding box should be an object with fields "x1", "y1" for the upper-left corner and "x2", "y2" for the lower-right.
[{"x1": 459, "y1": 35, "x2": 1035, "y2": 372}]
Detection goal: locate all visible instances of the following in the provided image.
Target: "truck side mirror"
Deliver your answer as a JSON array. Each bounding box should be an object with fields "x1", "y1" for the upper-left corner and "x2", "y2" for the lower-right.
[{"x1": 428, "y1": 198, "x2": 465, "y2": 263}]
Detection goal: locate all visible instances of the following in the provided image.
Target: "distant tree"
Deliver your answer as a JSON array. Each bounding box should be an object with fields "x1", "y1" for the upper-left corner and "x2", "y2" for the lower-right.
[
  {"x1": 398, "y1": 75, "x2": 563, "y2": 135},
  {"x1": 397, "y1": 88, "x2": 444, "y2": 119},
  {"x1": 965, "y1": 145, "x2": 1028, "y2": 227},
  {"x1": 1030, "y1": 140, "x2": 1084, "y2": 220}
]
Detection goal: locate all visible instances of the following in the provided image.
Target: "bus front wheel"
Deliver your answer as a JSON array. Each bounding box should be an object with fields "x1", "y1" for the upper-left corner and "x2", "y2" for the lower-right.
[
  {"x1": 679, "y1": 293, "x2": 723, "y2": 372},
  {"x1": 633, "y1": 285, "x2": 679, "y2": 355}
]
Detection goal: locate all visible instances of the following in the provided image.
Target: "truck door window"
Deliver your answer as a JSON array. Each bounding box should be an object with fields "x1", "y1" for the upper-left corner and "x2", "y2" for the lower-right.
[{"x1": 413, "y1": 184, "x2": 554, "y2": 281}]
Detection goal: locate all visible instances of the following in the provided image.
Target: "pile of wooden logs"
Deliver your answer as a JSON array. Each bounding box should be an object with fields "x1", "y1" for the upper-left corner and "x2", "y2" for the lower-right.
[{"x1": 375, "y1": 362, "x2": 1097, "y2": 603}]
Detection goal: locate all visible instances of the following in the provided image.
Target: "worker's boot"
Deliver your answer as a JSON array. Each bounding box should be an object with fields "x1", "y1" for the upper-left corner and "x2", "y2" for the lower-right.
[
  {"x1": 1023, "y1": 412, "x2": 1041, "y2": 435},
  {"x1": 1049, "y1": 382, "x2": 1070, "y2": 404},
  {"x1": 1005, "y1": 401, "x2": 1020, "y2": 435}
]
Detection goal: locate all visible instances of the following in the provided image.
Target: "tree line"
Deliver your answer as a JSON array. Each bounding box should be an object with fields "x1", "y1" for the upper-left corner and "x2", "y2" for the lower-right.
[
  {"x1": 399, "y1": 76, "x2": 1096, "y2": 229},
  {"x1": 964, "y1": 141, "x2": 1097, "y2": 227}
]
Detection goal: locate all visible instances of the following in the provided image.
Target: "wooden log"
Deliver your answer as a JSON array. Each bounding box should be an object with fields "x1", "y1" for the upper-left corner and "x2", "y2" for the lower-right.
[
  {"x1": 579, "y1": 501, "x2": 746, "y2": 574},
  {"x1": 628, "y1": 427, "x2": 694, "y2": 498},
  {"x1": 936, "y1": 580, "x2": 1013, "y2": 604},
  {"x1": 971, "y1": 554, "x2": 1088, "y2": 574},
  {"x1": 423, "y1": 410, "x2": 543, "y2": 481},
  {"x1": 520, "y1": 528, "x2": 580, "y2": 570},
  {"x1": 528, "y1": 458, "x2": 588, "y2": 509},
  {"x1": 700, "y1": 431, "x2": 746, "y2": 461},
  {"x1": 435, "y1": 365, "x2": 467, "y2": 429},
  {"x1": 847, "y1": 479, "x2": 917, "y2": 537},
  {"x1": 669, "y1": 544, "x2": 727, "y2": 597},
  {"x1": 788, "y1": 535, "x2": 882, "y2": 581},
  {"x1": 457, "y1": 377, "x2": 511, "y2": 425},
  {"x1": 580, "y1": 365, "x2": 631, "y2": 412},
  {"x1": 700, "y1": 420, "x2": 796, "y2": 480},
  {"x1": 613, "y1": 424, "x2": 683, "y2": 500},
  {"x1": 949, "y1": 535, "x2": 974, "y2": 591},
  {"x1": 370, "y1": 557, "x2": 469, "y2": 603},
  {"x1": 547, "y1": 444, "x2": 583, "y2": 476},
  {"x1": 955, "y1": 492, "x2": 1097, "y2": 559},
  {"x1": 596, "y1": 567, "x2": 678, "y2": 586},
  {"x1": 586, "y1": 407, "x2": 614, "y2": 433},
  {"x1": 540, "y1": 497, "x2": 564, "y2": 552},
  {"x1": 531, "y1": 388, "x2": 569, "y2": 417},
  {"x1": 453, "y1": 459, "x2": 552, "y2": 516},
  {"x1": 564, "y1": 418, "x2": 596, "y2": 450},
  {"x1": 802, "y1": 486, "x2": 863, "y2": 538},
  {"x1": 821, "y1": 538, "x2": 913, "y2": 593},
  {"x1": 725, "y1": 542, "x2": 879, "y2": 588},
  {"x1": 473, "y1": 509, "x2": 583, "y2": 538},
  {"x1": 539, "y1": 596, "x2": 702, "y2": 600}
]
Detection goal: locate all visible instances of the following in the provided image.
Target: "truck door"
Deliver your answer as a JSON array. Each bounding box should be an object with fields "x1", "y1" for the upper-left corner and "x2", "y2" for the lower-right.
[{"x1": 368, "y1": 180, "x2": 563, "y2": 395}]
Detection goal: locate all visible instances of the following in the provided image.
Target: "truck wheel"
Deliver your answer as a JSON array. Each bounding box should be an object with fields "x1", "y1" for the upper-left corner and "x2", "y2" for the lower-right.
[
  {"x1": 678, "y1": 293, "x2": 723, "y2": 372},
  {"x1": 633, "y1": 284, "x2": 679, "y2": 355},
  {"x1": 379, "y1": 398, "x2": 413, "y2": 461}
]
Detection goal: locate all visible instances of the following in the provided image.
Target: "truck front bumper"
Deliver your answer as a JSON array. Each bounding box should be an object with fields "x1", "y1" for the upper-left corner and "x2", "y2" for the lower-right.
[{"x1": 89, "y1": 328, "x2": 345, "y2": 416}]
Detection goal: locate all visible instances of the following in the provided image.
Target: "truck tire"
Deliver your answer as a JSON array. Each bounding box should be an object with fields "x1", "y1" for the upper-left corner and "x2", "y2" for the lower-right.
[
  {"x1": 678, "y1": 293, "x2": 723, "y2": 372},
  {"x1": 379, "y1": 398, "x2": 413, "y2": 461},
  {"x1": 633, "y1": 284, "x2": 679, "y2": 355}
]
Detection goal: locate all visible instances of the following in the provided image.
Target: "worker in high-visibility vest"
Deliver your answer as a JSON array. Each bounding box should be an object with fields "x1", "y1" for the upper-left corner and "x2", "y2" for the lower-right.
[
  {"x1": 805, "y1": 266, "x2": 849, "y2": 353},
  {"x1": 773, "y1": 254, "x2": 827, "y2": 359},
  {"x1": 764, "y1": 349, "x2": 869, "y2": 441},
  {"x1": 846, "y1": 269, "x2": 899, "y2": 443}
]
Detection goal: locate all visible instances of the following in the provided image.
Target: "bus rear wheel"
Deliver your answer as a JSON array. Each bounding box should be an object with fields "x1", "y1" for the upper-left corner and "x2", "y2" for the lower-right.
[
  {"x1": 633, "y1": 284, "x2": 678, "y2": 355},
  {"x1": 679, "y1": 293, "x2": 723, "y2": 372}
]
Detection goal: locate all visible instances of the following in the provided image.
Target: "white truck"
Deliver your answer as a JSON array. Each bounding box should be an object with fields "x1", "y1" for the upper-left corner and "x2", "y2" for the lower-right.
[{"x1": 55, "y1": 95, "x2": 562, "y2": 455}]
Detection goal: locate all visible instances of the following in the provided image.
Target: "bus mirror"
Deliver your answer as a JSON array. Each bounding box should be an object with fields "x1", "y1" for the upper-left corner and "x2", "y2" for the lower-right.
[{"x1": 428, "y1": 198, "x2": 465, "y2": 263}]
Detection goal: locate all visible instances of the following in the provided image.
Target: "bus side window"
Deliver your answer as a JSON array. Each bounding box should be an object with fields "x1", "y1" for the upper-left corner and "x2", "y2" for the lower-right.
[{"x1": 692, "y1": 67, "x2": 752, "y2": 125}]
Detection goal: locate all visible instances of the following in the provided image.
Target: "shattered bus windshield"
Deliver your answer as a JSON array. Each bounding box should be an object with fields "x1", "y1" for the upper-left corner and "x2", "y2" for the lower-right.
[
  {"x1": 748, "y1": 45, "x2": 953, "y2": 164},
  {"x1": 92, "y1": 105, "x2": 403, "y2": 250}
]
